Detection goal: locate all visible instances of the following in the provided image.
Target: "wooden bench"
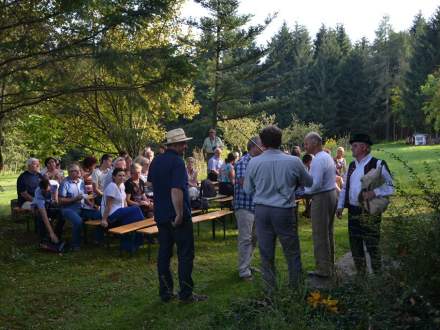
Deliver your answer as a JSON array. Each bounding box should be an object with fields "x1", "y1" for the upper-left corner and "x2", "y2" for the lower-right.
[{"x1": 11, "y1": 199, "x2": 36, "y2": 232}]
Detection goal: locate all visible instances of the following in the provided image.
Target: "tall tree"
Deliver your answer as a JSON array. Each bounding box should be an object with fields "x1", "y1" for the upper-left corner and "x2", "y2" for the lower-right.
[{"x1": 190, "y1": 0, "x2": 275, "y2": 128}]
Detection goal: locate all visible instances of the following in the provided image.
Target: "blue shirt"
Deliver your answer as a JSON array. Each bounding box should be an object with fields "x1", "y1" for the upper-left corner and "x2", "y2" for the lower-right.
[
  {"x1": 32, "y1": 187, "x2": 52, "y2": 209},
  {"x1": 244, "y1": 149, "x2": 313, "y2": 208},
  {"x1": 234, "y1": 153, "x2": 255, "y2": 212},
  {"x1": 147, "y1": 149, "x2": 191, "y2": 224},
  {"x1": 208, "y1": 156, "x2": 224, "y2": 172},
  {"x1": 16, "y1": 171, "x2": 43, "y2": 206},
  {"x1": 59, "y1": 177, "x2": 85, "y2": 211}
]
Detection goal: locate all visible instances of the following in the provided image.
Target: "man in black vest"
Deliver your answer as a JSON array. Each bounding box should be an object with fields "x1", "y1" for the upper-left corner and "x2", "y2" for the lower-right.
[{"x1": 336, "y1": 134, "x2": 394, "y2": 274}]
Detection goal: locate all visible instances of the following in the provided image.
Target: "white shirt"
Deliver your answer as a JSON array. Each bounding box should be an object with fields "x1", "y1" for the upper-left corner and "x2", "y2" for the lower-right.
[
  {"x1": 92, "y1": 167, "x2": 110, "y2": 191},
  {"x1": 337, "y1": 154, "x2": 394, "y2": 209},
  {"x1": 305, "y1": 151, "x2": 336, "y2": 195},
  {"x1": 102, "y1": 182, "x2": 126, "y2": 217}
]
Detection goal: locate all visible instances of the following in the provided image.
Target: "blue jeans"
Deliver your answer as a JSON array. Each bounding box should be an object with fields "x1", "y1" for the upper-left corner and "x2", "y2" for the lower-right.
[{"x1": 61, "y1": 208, "x2": 101, "y2": 248}]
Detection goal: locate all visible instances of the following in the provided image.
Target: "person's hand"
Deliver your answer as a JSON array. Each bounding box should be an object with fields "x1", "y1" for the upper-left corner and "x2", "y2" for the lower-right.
[
  {"x1": 336, "y1": 208, "x2": 343, "y2": 219},
  {"x1": 362, "y1": 191, "x2": 376, "y2": 201},
  {"x1": 139, "y1": 200, "x2": 149, "y2": 206},
  {"x1": 173, "y1": 214, "x2": 183, "y2": 227},
  {"x1": 101, "y1": 219, "x2": 108, "y2": 228},
  {"x1": 50, "y1": 232, "x2": 59, "y2": 244}
]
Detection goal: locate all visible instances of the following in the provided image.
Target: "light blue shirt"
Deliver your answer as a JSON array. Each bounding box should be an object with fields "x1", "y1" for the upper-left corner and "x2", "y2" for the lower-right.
[
  {"x1": 305, "y1": 151, "x2": 337, "y2": 195},
  {"x1": 208, "y1": 156, "x2": 224, "y2": 172},
  {"x1": 59, "y1": 177, "x2": 85, "y2": 211},
  {"x1": 244, "y1": 149, "x2": 313, "y2": 208}
]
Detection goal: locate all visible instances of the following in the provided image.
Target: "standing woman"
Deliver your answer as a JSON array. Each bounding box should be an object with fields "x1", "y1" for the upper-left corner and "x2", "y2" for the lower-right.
[
  {"x1": 100, "y1": 168, "x2": 145, "y2": 252},
  {"x1": 218, "y1": 153, "x2": 237, "y2": 196},
  {"x1": 334, "y1": 147, "x2": 347, "y2": 176}
]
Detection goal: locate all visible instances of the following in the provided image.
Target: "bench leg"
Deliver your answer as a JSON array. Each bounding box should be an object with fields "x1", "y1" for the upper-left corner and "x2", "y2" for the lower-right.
[
  {"x1": 197, "y1": 223, "x2": 200, "y2": 237},
  {"x1": 212, "y1": 220, "x2": 216, "y2": 240},
  {"x1": 223, "y1": 217, "x2": 226, "y2": 240},
  {"x1": 147, "y1": 238, "x2": 151, "y2": 262}
]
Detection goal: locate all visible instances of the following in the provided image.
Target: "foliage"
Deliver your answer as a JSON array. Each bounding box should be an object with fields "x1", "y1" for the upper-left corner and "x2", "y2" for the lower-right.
[
  {"x1": 421, "y1": 70, "x2": 440, "y2": 132},
  {"x1": 282, "y1": 116, "x2": 323, "y2": 151},
  {"x1": 218, "y1": 112, "x2": 275, "y2": 152}
]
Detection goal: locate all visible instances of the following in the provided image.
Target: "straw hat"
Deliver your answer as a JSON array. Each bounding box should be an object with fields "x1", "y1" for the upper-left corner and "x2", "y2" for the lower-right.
[{"x1": 164, "y1": 128, "x2": 193, "y2": 145}]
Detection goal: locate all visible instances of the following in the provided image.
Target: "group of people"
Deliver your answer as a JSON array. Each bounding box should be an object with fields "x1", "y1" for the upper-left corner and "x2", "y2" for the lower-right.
[
  {"x1": 16, "y1": 124, "x2": 394, "y2": 303},
  {"x1": 16, "y1": 148, "x2": 163, "y2": 251}
]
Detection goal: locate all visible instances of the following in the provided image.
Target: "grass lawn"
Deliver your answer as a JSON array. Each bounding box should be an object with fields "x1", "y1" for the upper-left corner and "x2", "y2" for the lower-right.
[{"x1": 0, "y1": 143, "x2": 438, "y2": 329}]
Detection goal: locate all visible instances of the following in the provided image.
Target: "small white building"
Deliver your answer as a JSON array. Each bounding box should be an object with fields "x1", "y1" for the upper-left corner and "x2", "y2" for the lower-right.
[{"x1": 413, "y1": 133, "x2": 428, "y2": 146}]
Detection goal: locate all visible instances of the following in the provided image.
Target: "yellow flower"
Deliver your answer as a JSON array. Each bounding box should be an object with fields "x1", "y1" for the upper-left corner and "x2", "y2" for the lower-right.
[
  {"x1": 307, "y1": 291, "x2": 322, "y2": 308},
  {"x1": 321, "y1": 297, "x2": 339, "y2": 314}
]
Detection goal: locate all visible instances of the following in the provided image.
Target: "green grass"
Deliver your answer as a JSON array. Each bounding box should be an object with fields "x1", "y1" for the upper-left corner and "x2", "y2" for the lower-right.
[{"x1": 0, "y1": 142, "x2": 439, "y2": 329}]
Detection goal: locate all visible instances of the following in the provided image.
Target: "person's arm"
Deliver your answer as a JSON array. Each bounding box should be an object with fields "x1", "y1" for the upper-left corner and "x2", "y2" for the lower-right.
[
  {"x1": 171, "y1": 188, "x2": 184, "y2": 226},
  {"x1": 20, "y1": 191, "x2": 33, "y2": 202},
  {"x1": 243, "y1": 162, "x2": 255, "y2": 196},
  {"x1": 101, "y1": 196, "x2": 113, "y2": 228},
  {"x1": 229, "y1": 165, "x2": 235, "y2": 183},
  {"x1": 304, "y1": 157, "x2": 322, "y2": 194},
  {"x1": 17, "y1": 175, "x2": 33, "y2": 202},
  {"x1": 38, "y1": 207, "x2": 59, "y2": 243}
]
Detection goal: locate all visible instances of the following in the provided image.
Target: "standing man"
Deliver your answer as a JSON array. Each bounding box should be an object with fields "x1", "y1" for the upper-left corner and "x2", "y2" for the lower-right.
[
  {"x1": 304, "y1": 132, "x2": 338, "y2": 279},
  {"x1": 202, "y1": 128, "x2": 224, "y2": 166},
  {"x1": 244, "y1": 126, "x2": 313, "y2": 291},
  {"x1": 234, "y1": 136, "x2": 263, "y2": 281},
  {"x1": 148, "y1": 128, "x2": 207, "y2": 303},
  {"x1": 336, "y1": 134, "x2": 394, "y2": 274}
]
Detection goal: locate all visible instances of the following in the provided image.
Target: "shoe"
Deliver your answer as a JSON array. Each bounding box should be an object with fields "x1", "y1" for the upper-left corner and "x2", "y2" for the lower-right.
[
  {"x1": 179, "y1": 293, "x2": 208, "y2": 303},
  {"x1": 161, "y1": 293, "x2": 178, "y2": 303}
]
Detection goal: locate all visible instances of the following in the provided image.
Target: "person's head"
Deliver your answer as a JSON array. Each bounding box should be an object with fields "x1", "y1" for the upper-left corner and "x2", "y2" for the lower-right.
[
  {"x1": 125, "y1": 155, "x2": 132, "y2": 169},
  {"x1": 164, "y1": 128, "x2": 192, "y2": 156},
  {"x1": 143, "y1": 146, "x2": 154, "y2": 161},
  {"x1": 349, "y1": 133, "x2": 372, "y2": 160},
  {"x1": 225, "y1": 152, "x2": 236, "y2": 164},
  {"x1": 84, "y1": 175, "x2": 93, "y2": 185},
  {"x1": 302, "y1": 153, "x2": 314, "y2": 169},
  {"x1": 134, "y1": 156, "x2": 150, "y2": 173},
  {"x1": 118, "y1": 150, "x2": 128, "y2": 158},
  {"x1": 304, "y1": 132, "x2": 323, "y2": 155},
  {"x1": 130, "y1": 163, "x2": 142, "y2": 180},
  {"x1": 233, "y1": 151, "x2": 240, "y2": 160},
  {"x1": 44, "y1": 157, "x2": 57, "y2": 171},
  {"x1": 336, "y1": 147, "x2": 345, "y2": 159},
  {"x1": 26, "y1": 158, "x2": 40, "y2": 173},
  {"x1": 82, "y1": 156, "x2": 97, "y2": 171},
  {"x1": 259, "y1": 125, "x2": 282, "y2": 149},
  {"x1": 67, "y1": 163, "x2": 81, "y2": 180},
  {"x1": 186, "y1": 157, "x2": 195, "y2": 170},
  {"x1": 291, "y1": 146, "x2": 301, "y2": 157},
  {"x1": 39, "y1": 178, "x2": 51, "y2": 192},
  {"x1": 112, "y1": 167, "x2": 126, "y2": 184},
  {"x1": 113, "y1": 157, "x2": 127, "y2": 170},
  {"x1": 100, "y1": 154, "x2": 113, "y2": 169},
  {"x1": 158, "y1": 145, "x2": 166, "y2": 154},
  {"x1": 208, "y1": 128, "x2": 216, "y2": 138},
  {"x1": 214, "y1": 148, "x2": 221, "y2": 157},
  {"x1": 248, "y1": 136, "x2": 263, "y2": 157}
]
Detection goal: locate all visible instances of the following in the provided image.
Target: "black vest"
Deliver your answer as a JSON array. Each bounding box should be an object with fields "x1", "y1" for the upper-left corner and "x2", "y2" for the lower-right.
[{"x1": 344, "y1": 157, "x2": 390, "y2": 208}]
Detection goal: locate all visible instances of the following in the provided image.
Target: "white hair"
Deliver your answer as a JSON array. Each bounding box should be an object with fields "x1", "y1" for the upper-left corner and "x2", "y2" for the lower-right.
[
  {"x1": 113, "y1": 157, "x2": 126, "y2": 165},
  {"x1": 305, "y1": 132, "x2": 323, "y2": 146},
  {"x1": 26, "y1": 158, "x2": 39, "y2": 167}
]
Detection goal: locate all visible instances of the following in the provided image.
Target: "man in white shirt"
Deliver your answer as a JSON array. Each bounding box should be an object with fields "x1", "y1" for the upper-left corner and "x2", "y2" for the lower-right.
[
  {"x1": 336, "y1": 134, "x2": 394, "y2": 274},
  {"x1": 304, "y1": 132, "x2": 338, "y2": 279},
  {"x1": 207, "y1": 148, "x2": 224, "y2": 180}
]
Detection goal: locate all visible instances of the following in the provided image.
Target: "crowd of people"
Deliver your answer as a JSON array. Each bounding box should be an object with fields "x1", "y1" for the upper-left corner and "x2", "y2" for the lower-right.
[{"x1": 16, "y1": 125, "x2": 394, "y2": 302}]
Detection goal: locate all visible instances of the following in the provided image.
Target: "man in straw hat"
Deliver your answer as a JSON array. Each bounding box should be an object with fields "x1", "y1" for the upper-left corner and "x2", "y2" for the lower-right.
[
  {"x1": 147, "y1": 128, "x2": 207, "y2": 303},
  {"x1": 336, "y1": 133, "x2": 394, "y2": 274}
]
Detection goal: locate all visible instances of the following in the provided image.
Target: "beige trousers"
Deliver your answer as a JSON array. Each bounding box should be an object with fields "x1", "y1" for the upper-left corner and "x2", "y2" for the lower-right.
[{"x1": 310, "y1": 189, "x2": 338, "y2": 277}]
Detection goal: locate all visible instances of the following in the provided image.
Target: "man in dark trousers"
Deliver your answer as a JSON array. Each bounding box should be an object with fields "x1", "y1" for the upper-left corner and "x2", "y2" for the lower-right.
[
  {"x1": 148, "y1": 128, "x2": 207, "y2": 303},
  {"x1": 336, "y1": 133, "x2": 394, "y2": 274}
]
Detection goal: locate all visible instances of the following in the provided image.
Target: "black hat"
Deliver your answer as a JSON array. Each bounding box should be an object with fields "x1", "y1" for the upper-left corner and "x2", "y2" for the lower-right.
[{"x1": 349, "y1": 133, "x2": 373, "y2": 145}]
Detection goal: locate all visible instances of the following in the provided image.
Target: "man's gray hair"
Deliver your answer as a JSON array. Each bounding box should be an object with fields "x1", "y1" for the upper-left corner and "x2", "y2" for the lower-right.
[
  {"x1": 113, "y1": 157, "x2": 126, "y2": 165},
  {"x1": 67, "y1": 163, "x2": 80, "y2": 171},
  {"x1": 247, "y1": 136, "x2": 261, "y2": 151},
  {"x1": 305, "y1": 132, "x2": 323, "y2": 146},
  {"x1": 26, "y1": 158, "x2": 39, "y2": 167},
  {"x1": 134, "y1": 156, "x2": 149, "y2": 166}
]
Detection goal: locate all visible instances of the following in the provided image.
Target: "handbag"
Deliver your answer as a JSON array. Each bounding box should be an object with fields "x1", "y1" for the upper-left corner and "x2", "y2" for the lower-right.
[{"x1": 358, "y1": 164, "x2": 390, "y2": 215}]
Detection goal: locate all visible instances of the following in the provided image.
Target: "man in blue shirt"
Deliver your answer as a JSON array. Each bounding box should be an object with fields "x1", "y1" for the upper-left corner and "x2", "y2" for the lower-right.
[
  {"x1": 16, "y1": 158, "x2": 43, "y2": 209},
  {"x1": 234, "y1": 136, "x2": 263, "y2": 281},
  {"x1": 148, "y1": 128, "x2": 207, "y2": 303},
  {"x1": 59, "y1": 163, "x2": 101, "y2": 251}
]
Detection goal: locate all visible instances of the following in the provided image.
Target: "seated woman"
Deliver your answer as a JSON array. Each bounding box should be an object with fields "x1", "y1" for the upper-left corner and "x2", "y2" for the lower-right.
[
  {"x1": 125, "y1": 163, "x2": 154, "y2": 218},
  {"x1": 186, "y1": 157, "x2": 199, "y2": 200},
  {"x1": 41, "y1": 157, "x2": 64, "y2": 183},
  {"x1": 218, "y1": 153, "x2": 236, "y2": 196},
  {"x1": 101, "y1": 168, "x2": 145, "y2": 252},
  {"x1": 33, "y1": 178, "x2": 65, "y2": 250}
]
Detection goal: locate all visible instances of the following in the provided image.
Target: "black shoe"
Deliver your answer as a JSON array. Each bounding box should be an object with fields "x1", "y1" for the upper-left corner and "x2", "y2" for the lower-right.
[
  {"x1": 179, "y1": 293, "x2": 208, "y2": 303},
  {"x1": 160, "y1": 293, "x2": 178, "y2": 303}
]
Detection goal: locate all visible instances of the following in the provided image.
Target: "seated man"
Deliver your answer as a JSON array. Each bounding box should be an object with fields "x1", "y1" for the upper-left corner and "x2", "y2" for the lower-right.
[
  {"x1": 17, "y1": 158, "x2": 43, "y2": 210},
  {"x1": 59, "y1": 163, "x2": 101, "y2": 251},
  {"x1": 33, "y1": 178, "x2": 65, "y2": 249},
  {"x1": 207, "y1": 148, "x2": 224, "y2": 181}
]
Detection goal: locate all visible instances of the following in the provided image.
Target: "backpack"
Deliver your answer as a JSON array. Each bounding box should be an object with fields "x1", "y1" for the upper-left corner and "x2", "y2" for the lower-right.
[{"x1": 200, "y1": 179, "x2": 217, "y2": 198}]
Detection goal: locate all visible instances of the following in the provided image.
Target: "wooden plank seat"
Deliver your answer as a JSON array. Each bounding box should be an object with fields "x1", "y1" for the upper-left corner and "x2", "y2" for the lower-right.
[
  {"x1": 215, "y1": 196, "x2": 233, "y2": 203},
  {"x1": 11, "y1": 199, "x2": 36, "y2": 232},
  {"x1": 108, "y1": 218, "x2": 156, "y2": 235}
]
